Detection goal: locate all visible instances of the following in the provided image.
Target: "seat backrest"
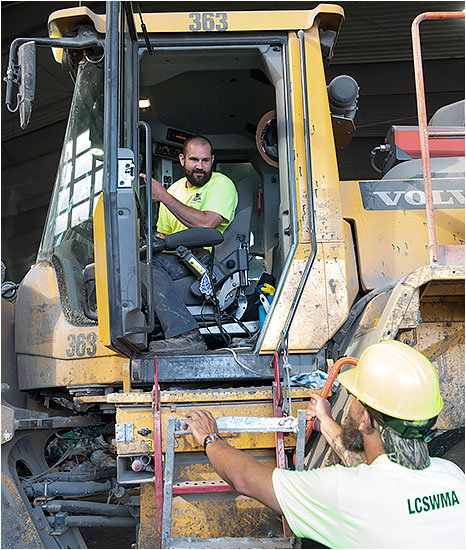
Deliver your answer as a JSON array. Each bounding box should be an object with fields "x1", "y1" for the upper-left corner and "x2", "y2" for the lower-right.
[{"x1": 214, "y1": 206, "x2": 251, "y2": 263}]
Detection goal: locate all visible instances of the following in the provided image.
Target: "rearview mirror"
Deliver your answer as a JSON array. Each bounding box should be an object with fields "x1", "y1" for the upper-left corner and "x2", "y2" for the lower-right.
[{"x1": 18, "y1": 41, "x2": 36, "y2": 129}]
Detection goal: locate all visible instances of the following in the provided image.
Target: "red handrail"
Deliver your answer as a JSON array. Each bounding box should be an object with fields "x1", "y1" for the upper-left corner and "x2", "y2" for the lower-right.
[
  {"x1": 293, "y1": 356, "x2": 358, "y2": 466},
  {"x1": 304, "y1": 357, "x2": 358, "y2": 440},
  {"x1": 411, "y1": 11, "x2": 465, "y2": 265},
  {"x1": 153, "y1": 357, "x2": 164, "y2": 543}
]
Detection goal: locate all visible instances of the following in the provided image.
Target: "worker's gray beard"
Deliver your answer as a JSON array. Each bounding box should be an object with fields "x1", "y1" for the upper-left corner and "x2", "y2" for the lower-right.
[
  {"x1": 185, "y1": 167, "x2": 212, "y2": 187},
  {"x1": 379, "y1": 426, "x2": 430, "y2": 470},
  {"x1": 341, "y1": 415, "x2": 364, "y2": 453},
  {"x1": 341, "y1": 416, "x2": 431, "y2": 469}
]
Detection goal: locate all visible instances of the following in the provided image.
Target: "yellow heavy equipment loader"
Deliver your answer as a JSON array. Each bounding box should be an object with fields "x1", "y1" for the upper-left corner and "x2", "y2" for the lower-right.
[{"x1": 2, "y1": 4, "x2": 464, "y2": 548}]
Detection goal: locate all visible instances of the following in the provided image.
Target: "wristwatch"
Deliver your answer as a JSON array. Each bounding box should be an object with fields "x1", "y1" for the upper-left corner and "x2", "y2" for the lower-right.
[{"x1": 203, "y1": 432, "x2": 223, "y2": 455}]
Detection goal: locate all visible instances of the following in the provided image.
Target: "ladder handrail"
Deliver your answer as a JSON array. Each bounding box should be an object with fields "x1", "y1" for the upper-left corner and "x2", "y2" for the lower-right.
[
  {"x1": 411, "y1": 11, "x2": 465, "y2": 265},
  {"x1": 153, "y1": 357, "x2": 164, "y2": 545}
]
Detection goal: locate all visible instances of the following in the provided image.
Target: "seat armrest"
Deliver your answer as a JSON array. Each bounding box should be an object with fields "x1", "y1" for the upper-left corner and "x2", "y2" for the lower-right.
[{"x1": 164, "y1": 228, "x2": 224, "y2": 250}]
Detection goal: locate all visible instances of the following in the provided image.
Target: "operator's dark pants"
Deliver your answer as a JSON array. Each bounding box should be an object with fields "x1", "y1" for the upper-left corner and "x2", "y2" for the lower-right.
[{"x1": 141, "y1": 254, "x2": 198, "y2": 339}]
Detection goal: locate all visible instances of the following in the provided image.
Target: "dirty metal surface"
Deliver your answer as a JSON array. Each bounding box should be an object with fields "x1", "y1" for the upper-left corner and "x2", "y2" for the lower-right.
[
  {"x1": 339, "y1": 177, "x2": 464, "y2": 291},
  {"x1": 136, "y1": 483, "x2": 159, "y2": 548},
  {"x1": 1, "y1": 404, "x2": 15, "y2": 443},
  {"x1": 114, "y1": 401, "x2": 311, "y2": 455},
  {"x1": 429, "y1": 428, "x2": 465, "y2": 471},
  {"x1": 260, "y1": 247, "x2": 350, "y2": 354},
  {"x1": 14, "y1": 263, "x2": 127, "y2": 391},
  {"x1": 346, "y1": 264, "x2": 465, "y2": 357},
  {"x1": 173, "y1": 448, "x2": 273, "y2": 484},
  {"x1": 133, "y1": 352, "x2": 315, "y2": 383},
  {"x1": 412, "y1": 321, "x2": 464, "y2": 430},
  {"x1": 115, "y1": 407, "x2": 155, "y2": 456},
  {"x1": 353, "y1": 291, "x2": 391, "y2": 339},
  {"x1": 17, "y1": 354, "x2": 127, "y2": 390},
  {"x1": 76, "y1": 386, "x2": 312, "y2": 406},
  {"x1": 1, "y1": 472, "x2": 45, "y2": 549},
  {"x1": 397, "y1": 281, "x2": 465, "y2": 430}
]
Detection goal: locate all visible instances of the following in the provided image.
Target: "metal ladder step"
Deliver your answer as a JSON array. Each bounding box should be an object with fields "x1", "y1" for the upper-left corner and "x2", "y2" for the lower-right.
[
  {"x1": 161, "y1": 412, "x2": 306, "y2": 549},
  {"x1": 167, "y1": 537, "x2": 296, "y2": 548}
]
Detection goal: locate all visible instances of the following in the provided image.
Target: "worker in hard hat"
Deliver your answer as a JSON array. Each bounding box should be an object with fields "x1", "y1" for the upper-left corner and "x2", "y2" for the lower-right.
[{"x1": 184, "y1": 340, "x2": 465, "y2": 549}]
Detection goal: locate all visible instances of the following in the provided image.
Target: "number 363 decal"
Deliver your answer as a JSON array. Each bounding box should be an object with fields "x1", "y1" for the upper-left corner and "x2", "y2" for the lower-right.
[
  {"x1": 66, "y1": 332, "x2": 97, "y2": 357},
  {"x1": 189, "y1": 12, "x2": 228, "y2": 32}
]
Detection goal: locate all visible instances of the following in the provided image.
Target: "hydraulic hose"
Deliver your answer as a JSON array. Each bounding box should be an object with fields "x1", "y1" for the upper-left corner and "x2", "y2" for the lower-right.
[
  {"x1": 370, "y1": 144, "x2": 391, "y2": 174},
  {"x1": 23, "y1": 480, "x2": 114, "y2": 499},
  {"x1": 23, "y1": 467, "x2": 116, "y2": 483},
  {"x1": 48, "y1": 515, "x2": 137, "y2": 529},
  {"x1": 42, "y1": 500, "x2": 131, "y2": 517}
]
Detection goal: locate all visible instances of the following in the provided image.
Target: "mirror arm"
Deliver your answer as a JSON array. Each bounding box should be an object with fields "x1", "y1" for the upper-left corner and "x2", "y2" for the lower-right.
[{"x1": 4, "y1": 34, "x2": 105, "y2": 112}]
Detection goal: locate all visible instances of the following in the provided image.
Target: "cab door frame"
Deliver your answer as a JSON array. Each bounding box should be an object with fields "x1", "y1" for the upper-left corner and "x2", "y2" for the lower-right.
[{"x1": 96, "y1": 1, "x2": 147, "y2": 354}]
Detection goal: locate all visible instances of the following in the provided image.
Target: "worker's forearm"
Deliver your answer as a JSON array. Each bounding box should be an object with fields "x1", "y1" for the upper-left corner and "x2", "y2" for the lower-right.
[
  {"x1": 204, "y1": 439, "x2": 280, "y2": 513},
  {"x1": 319, "y1": 415, "x2": 366, "y2": 467},
  {"x1": 158, "y1": 189, "x2": 213, "y2": 228},
  {"x1": 205, "y1": 439, "x2": 263, "y2": 490}
]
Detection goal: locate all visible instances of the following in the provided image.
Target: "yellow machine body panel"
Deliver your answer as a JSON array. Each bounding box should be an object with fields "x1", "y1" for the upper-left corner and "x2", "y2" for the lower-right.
[
  {"x1": 113, "y1": 387, "x2": 313, "y2": 456},
  {"x1": 93, "y1": 193, "x2": 112, "y2": 346},
  {"x1": 259, "y1": 26, "x2": 358, "y2": 353},
  {"x1": 48, "y1": 5, "x2": 344, "y2": 38},
  {"x1": 341, "y1": 177, "x2": 465, "y2": 291},
  {"x1": 14, "y1": 262, "x2": 127, "y2": 390}
]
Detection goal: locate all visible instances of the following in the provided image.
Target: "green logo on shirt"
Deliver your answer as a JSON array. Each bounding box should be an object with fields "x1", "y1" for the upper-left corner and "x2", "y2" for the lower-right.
[{"x1": 407, "y1": 490, "x2": 460, "y2": 514}]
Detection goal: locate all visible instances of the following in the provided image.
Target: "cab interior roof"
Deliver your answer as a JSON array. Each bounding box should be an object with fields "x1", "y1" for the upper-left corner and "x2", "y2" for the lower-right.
[{"x1": 140, "y1": 47, "x2": 276, "y2": 149}]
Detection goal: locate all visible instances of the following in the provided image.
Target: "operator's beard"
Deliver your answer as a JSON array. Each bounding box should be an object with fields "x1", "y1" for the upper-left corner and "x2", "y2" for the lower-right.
[{"x1": 185, "y1": 167, "x2": 213, "y2": 187}]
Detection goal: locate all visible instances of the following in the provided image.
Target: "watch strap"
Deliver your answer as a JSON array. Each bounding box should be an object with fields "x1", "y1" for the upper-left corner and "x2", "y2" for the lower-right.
[{"x1": 203, "y1": 432, "x2": 223, "y2": 454}]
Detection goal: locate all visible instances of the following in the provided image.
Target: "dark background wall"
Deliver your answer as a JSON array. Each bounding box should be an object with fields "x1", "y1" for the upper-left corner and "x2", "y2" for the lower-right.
[{"x1": 2, "y1": 1, "x2": 464, "y2": 282}]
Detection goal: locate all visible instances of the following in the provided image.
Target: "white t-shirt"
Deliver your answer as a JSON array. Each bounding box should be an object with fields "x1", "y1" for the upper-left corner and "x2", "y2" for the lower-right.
[{"x1": 272, "y1": 454, "x2": 464, "y2": 549}]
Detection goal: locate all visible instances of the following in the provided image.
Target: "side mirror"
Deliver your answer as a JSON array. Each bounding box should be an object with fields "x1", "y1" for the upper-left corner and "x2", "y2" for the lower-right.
[{"x1": 18, "y1": 41, "x2": 36, "y2": 129}]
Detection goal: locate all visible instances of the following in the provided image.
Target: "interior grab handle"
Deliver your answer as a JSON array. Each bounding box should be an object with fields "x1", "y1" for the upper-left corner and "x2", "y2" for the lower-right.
[{"x1": 133, "y1": 120, "x2": 155, "y2": 333}]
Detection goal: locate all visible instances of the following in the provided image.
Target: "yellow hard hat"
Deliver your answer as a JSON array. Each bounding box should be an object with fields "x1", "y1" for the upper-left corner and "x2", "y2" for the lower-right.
[{"x1": 338, "y1": 340, "x2": 443, "y2": 421}]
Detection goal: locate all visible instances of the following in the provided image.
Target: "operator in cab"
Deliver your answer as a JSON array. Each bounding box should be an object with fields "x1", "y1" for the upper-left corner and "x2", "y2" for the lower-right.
[
  {"x1": 184, "y1": 341, "x2": 465, "y2": 549},
  {"x1": 146, "y1": 135, "x2": 238, "y2": 354}
]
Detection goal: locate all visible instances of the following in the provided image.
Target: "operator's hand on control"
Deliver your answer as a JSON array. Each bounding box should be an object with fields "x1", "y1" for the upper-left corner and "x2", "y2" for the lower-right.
[
  {"x1": 306, "y1": 393, "x2": 332, "y2": 432},
  {"x1": 140, "y1": 173, "x2": 166, "y2": 201},
  {"x1": 184, "y1": 410, "x2": 219, "y2": 446}
]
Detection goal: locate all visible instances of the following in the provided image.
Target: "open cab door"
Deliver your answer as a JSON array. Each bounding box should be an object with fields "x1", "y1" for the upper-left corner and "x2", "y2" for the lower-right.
[{"x1": 94, "y1": 2, "x2": 150, "y2": 354}]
